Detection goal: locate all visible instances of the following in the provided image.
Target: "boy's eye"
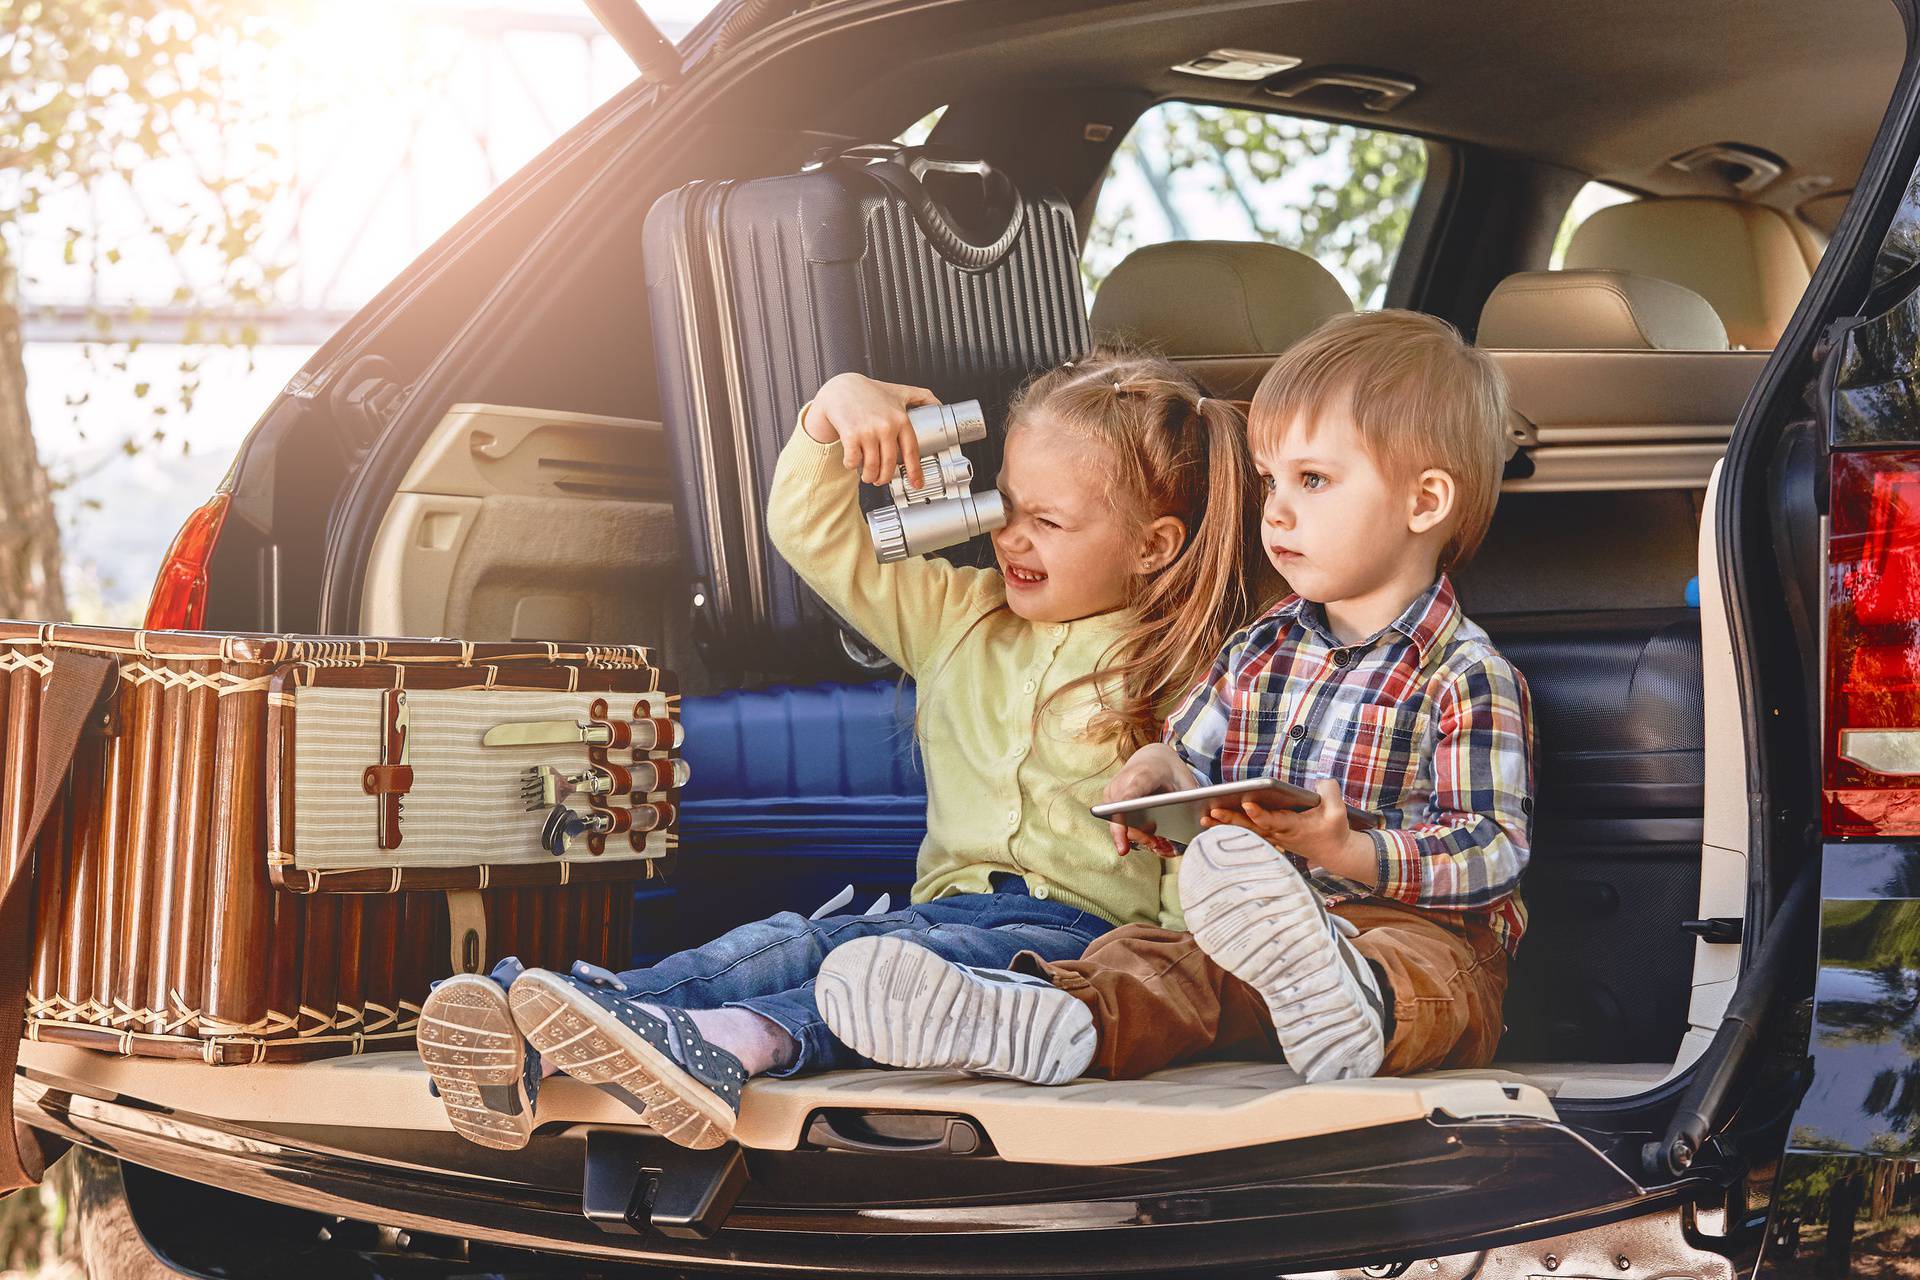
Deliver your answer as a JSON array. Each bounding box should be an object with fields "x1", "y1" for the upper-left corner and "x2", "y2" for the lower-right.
[
  {"x1": 1300, "y1": 472, "x2": 1327, "y2": 491},
  {"x1": 1036, "y1": 516, "x2": 1060, "y2": 531}
]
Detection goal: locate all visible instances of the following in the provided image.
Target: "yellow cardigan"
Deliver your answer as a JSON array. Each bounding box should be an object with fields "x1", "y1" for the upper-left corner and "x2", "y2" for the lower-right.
[{"x1": 766, "y1": 426, "x2": 1182, "y2": 929}]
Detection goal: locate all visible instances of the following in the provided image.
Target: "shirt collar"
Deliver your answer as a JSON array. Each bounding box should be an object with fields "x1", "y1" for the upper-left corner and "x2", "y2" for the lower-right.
[
  {"x1": 1389, "y1": 574, "x2": 1460, "y2": 661},
  {"x1": 1259, "y1": 574, "x2": 1460, "y2": 662},
  {"x1": 1057, "y1": 604, "x2": 1133, "y2": 642}
]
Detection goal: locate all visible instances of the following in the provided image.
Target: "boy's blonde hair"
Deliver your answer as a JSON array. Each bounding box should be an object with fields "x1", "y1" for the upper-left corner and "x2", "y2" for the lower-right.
[{"x1": 1249, "y1": 310, "x2": 1510, "y2": 569}]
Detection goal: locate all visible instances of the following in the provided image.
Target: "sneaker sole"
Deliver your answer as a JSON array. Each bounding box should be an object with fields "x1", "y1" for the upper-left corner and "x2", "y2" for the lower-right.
[
  {"x1": 1180, "y1": 827, "x2": 1385, "y2": 1082},
  {"x1": 417, "y1": 974, "x2": 533, "y2": 1151},
  {"x1": 816, "y1": 934, "x2": 1095, "y2": 1085},
  {"x1": 508, "y1": 969, "x2": 735, "y2": 1150}
]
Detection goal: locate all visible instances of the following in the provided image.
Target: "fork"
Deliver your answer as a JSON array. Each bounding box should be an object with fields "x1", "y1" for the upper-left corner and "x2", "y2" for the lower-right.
[{"x1": 520, "y1": 765, "x2": 616, "y2": 811}]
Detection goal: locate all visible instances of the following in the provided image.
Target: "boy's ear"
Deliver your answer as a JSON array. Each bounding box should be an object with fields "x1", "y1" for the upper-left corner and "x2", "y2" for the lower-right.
[
  {"x1": 1408, "y1": 468, "x2": 1457, "y2": 537},
  {"x1": 1136, "y1": 515, "x2": 1187, "y2": 576}
]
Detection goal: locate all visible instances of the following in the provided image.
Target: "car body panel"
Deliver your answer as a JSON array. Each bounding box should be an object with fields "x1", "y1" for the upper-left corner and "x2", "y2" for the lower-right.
[{"x1": 16, "y1": 1050, "x2": 1684, "y2": 1277}]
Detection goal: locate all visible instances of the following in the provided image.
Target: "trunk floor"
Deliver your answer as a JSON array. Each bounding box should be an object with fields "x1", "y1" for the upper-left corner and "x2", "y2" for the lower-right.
[{"x1": 20, "y1": 1043, "x2": 1674, "y2": 1166}]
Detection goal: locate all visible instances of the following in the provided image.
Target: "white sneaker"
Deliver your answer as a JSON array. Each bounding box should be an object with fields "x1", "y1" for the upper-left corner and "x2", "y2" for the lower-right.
[
  {"x1": 817, "y1": 934, "x2": 1096, "y2": 1085},
  {"x1": 1180, "y1": 825, "x2": 1387, "y2": 1082}
]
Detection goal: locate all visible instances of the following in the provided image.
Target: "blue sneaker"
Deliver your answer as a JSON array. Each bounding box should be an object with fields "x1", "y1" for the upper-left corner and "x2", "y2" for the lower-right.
[
  {"x1": 509, "y1": 967, "x2": 748, "y2": 1150},
  {"x1": 418, "y1": 973, "x2": 541, "y2": 1150}
]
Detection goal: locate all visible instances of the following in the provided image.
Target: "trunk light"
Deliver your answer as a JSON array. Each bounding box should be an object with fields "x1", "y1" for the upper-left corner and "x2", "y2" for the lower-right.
[{"x1": 144, "y1": 492, "x2": 231, "y2": 631}]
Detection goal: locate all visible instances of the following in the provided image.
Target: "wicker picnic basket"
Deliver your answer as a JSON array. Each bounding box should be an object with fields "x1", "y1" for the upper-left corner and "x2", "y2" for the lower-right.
[{"x1": 0, "y1": 623, "x2": 685, "y2": 1073}]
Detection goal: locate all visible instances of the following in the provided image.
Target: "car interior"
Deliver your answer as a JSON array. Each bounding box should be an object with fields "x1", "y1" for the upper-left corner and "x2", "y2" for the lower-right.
[{"x1": 36, "y1": 0, "x2": 1907, "y2": 1173}]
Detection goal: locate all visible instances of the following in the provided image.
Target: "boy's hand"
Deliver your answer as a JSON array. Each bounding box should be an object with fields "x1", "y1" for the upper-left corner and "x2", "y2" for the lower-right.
[
  {"x1": 802, "y1": 373, "x2": 941, "y2": 489},
  {"x1": 1204, "y1": 778, "x2": 1380, "y2": 887},
  {"x1": 1103, "y1": 744, "x2": 1191, "y2": 859}
]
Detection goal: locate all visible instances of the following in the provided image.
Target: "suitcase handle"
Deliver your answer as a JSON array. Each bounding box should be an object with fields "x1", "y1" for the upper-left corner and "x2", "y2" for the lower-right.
[{"x1": 809, "y1": 142, "x2": 1027, "y2": 270}]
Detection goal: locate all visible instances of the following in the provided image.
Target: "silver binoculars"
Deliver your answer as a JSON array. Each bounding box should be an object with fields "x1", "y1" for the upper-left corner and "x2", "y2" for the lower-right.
[{"x1": 865, "y1": 399, "x2": 1008, "y2": 563}]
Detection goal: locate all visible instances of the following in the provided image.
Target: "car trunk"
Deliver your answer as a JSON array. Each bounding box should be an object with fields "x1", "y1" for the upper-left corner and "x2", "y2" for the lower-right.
[
  {"x1": 26, "y1": 450, "x2": 1730, "y2": 1130},
  {"x1": 29, "y1": 0, "x2": 1918, "y2": 1265}
]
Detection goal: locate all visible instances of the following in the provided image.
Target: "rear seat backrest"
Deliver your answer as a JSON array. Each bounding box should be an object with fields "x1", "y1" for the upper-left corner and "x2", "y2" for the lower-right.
[
  {"x1": 1474, "y1": 267, "x2": 1767, "y2": 499},
  {"x1": 1478, "y1": 268, "x2": 1728, "y2": 351},
  {"x1": 1464, "y1": 267, "x2": 1739, "y2": 612},
  {"x1": 1089, "y1": 241, "x2": 1353, "y2": 398},
  {"x1": 1563, "y1": 196, "x2": 1812, "y2": 349}
]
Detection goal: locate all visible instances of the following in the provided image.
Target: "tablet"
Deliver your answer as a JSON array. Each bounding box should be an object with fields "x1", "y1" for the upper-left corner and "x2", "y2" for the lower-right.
[{"x1": 1090, "y1": 776, "x2": 1381, "y2": 848}]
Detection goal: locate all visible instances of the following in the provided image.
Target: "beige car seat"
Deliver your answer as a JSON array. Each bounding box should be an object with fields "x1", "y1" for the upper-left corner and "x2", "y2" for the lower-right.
[
  {"x1": 1563, "y1": 196, "x2": 1814, "y2": 349},
  {"x1": 1089, "y1": 240, "x2": 1353, "y2": 398}
]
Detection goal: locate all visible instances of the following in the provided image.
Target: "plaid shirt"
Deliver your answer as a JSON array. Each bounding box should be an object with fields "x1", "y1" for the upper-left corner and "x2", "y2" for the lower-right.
[{"x1": 1165, "y1": 575, "x2": 1534, "y2": 954}]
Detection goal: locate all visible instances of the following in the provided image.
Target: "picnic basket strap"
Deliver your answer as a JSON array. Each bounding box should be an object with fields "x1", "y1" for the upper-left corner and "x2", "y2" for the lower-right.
[{"x1": 1, "y1": 650, "x2": 116, "y2": 1192}]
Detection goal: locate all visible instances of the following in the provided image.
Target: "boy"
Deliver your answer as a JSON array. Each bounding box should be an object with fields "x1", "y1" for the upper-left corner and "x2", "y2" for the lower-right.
[{"x1": 816, "y1": 310, "x2": 1533, "y2": 1085}]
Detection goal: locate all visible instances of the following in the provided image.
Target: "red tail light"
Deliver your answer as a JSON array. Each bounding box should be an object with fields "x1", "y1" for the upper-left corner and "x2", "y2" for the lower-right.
[
  {"x1": 1825, "y1": 449, "x2": 1920, "y2": 834},
  {"x1": 144, "y1": 492, "x2": 231, "y2": 632}
]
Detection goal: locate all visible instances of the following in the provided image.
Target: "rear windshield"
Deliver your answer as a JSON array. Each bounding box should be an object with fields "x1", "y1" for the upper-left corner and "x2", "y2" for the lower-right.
[{"x1": 1084, "y1": 102, "x2": 1428, "y2": 309}]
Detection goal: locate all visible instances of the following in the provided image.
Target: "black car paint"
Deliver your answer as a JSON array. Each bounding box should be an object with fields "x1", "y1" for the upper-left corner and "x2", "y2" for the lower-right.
[{"x1": 1755, "y1": 16, "x2": 1920, "y2": 1266}]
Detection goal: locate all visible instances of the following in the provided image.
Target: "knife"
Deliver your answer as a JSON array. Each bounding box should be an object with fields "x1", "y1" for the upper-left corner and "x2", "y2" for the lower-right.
[{"x1": 482, "y1": 719, "x2": 621, "y2": 748}]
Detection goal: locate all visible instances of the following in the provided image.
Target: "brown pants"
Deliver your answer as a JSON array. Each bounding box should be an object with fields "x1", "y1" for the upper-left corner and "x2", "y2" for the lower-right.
[{"x1": 1016, "y1": 900, "x2": 1509, "y2": 1079}]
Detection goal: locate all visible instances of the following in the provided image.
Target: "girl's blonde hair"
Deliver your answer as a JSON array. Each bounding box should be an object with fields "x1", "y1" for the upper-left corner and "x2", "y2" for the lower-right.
[{"x1": 1015, "y1": 343, "x2": 1260, "y2": 757}]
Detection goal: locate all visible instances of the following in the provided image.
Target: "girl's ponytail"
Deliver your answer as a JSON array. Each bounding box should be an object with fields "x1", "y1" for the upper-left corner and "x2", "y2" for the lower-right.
[{"x1": 1018, "y1": 345, "x2": 1260, "y2": 757}]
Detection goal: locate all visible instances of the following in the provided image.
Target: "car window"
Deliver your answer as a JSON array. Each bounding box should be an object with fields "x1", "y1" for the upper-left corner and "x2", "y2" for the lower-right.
[
  {"x1": 1550, "y1": 181, "x2": 1638, "y2": 269},
  {"x1": 896, "y1": 107, "x2": 947, "y2": 147},
  {"x1": 1083, "y1": 103, "x2": 1427, "y2": 309},
  {"x1": 1870, "y1": 162, "x2": 1920, "y2": 294}
]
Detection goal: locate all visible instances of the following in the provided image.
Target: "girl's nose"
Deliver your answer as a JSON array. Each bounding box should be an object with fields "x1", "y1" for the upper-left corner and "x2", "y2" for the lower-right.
[{"x1": 1264, "y1": 496, "x2": 1292, "y2": 529}]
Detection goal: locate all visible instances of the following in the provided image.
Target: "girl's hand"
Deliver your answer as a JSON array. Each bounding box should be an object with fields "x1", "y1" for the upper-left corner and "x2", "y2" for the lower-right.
[
  {"x1": 802, "y1": 373, "x2": 941, "y2": 489},
  {"x1": 1206, "y1": 778, "x2": 1380, "y2": 887},
  {"x1": 1103, "y1": 744, "x2": 1190, "y2": 858}
]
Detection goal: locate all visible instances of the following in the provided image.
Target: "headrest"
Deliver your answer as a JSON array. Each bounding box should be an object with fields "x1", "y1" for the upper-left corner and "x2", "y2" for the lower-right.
[
  {"x1": 1089, "y1": 241, "x2": 1352, "y2": 357},
  {"x1": 1478, "y1": 269, "x2": 1729, "y2": 350},
  {"x1": 1564, "y1": 197, "x2": 1811, "y2": 349}
]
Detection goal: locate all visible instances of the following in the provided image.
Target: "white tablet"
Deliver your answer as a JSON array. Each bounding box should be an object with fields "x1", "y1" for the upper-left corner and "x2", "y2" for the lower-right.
[{"x1": 1090, "y1": 776, "x2": 1381, "y2": 848}]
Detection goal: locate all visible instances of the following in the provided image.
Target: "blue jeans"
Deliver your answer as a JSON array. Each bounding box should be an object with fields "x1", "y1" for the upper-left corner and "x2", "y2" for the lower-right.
[{"x1": 605, "y1": 879, "x2": 1105, "y2": 1075}]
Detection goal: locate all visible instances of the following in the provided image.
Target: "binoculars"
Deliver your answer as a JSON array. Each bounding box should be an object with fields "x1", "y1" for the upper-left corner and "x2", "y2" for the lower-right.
[{"x1": 865, "y1": 399, "x2": 1007, "y2": 563}]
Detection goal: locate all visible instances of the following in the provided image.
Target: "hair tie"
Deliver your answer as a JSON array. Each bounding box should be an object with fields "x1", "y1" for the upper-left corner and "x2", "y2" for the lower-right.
[{"x1": 1195, "y1": 396, "x2": 1211, "y2": 412}]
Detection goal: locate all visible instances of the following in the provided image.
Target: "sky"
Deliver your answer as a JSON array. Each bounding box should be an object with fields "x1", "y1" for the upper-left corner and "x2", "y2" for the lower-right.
[{"x1": 22, "y1": 1, "x2": 722, "y2": 622}]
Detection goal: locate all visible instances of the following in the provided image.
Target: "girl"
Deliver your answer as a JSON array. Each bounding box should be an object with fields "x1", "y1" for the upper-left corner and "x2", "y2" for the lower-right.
[{"x1": 418, "y1": 346, "x2": 1258, "y2": 1151}]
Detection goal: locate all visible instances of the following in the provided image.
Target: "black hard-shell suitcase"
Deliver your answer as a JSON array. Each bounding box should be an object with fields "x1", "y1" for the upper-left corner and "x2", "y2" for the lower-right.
[{"x1": 642, "y1": 143, "x2": 1090, "y2": 677}]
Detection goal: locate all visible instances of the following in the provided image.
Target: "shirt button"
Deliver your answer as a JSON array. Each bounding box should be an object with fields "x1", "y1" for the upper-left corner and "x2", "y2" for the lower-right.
[
  {"x1": 1022, "y1": 679, "x2": 1036, "y2": 693},
  {"x1": 1288, "y1": 723, "x2": 1307, "y2": 741},
  {"x1": 1032, "y1": 883, "x2": 1051, "y2": 900},
  {"x1": 1054, "y1": 624, "x2": 1067, "y2": 636},
  {"x1": 1006, "y1": 808, "x2": 1020, "y2": 825},
  {"x1": 1331, "y1": 649, "x2": 1350, "y2": 667}
]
